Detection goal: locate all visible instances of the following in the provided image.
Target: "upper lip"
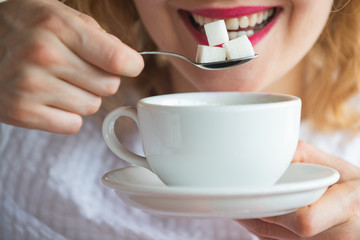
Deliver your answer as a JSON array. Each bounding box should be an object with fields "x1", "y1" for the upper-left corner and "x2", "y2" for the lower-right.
[
  {"x1": 177, "y1": 4, "x2": 281, "y2": 46},
  {"x1": 182, "y1": 6, "x2": 278, "y2": 19}
]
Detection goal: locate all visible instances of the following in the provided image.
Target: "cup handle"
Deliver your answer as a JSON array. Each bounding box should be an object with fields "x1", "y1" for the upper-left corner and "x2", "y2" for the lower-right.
[{"x1": 102, "y1": 106, "x2": 151, "y2": 170}]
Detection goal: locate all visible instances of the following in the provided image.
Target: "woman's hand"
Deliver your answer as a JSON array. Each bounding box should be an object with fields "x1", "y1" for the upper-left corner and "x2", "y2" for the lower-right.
[
  {"x1": 237, "y1": 140, "x2": 360, "y2": 240},
  {"x1": 0, "y1": 0, "x2": 144, "y2": 134}
]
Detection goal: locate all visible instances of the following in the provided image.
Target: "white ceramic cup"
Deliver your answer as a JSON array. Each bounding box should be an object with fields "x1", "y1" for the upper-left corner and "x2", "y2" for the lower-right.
[{"x1": 102, "y1": 92, "x2": 301, "y2": 188}]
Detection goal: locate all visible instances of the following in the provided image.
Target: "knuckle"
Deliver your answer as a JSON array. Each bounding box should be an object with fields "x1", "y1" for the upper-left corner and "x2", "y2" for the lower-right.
[
  {"x1": 14, "y1": 69, "x2": 41, "y2": 94},
  {"x1": 104, "y1": 44, "x2": 143, "y2": 76},
  {"x1": 2, "y1": 79, "x2": 33, "y2": 122},
  {"x1": 296, "y1": 140, "x2": 308, "y2": 155},
  {"x1": 294, "y1": 140, "x2": 309, "y2": 162},
  {"x1": 106, "y1": 48, "x2": 126, "y2": 74},
  {"x1": 78, "y1": 13, "x2": 99, "y2": 27},
  {"x1": 24, "y1": 37, "x2": 60, "y2": 66},
  {"x1": 255, "y1": 222, "x2": 273, "y2": 237},
  {"x1": 296, "y1": 140, "x2": 306, "y2": 151},
  {"x1": 294, "y1": 210, "x2": 317, "y2": 238},
  {"x1": 36, "y1": 10, "x2": 64, "y2": 32},
  {"x1": 6, "y1": 98, "x2": 31, "y2": 122}
]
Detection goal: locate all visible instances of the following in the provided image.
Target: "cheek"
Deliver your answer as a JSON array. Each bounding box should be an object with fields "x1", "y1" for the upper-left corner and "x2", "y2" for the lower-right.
[
  {"x1": 247, "y1": 0, "x2": 333, "y2": 88},
  {"x1": 288, "y1": 0, "x2": 332, "y2": 43},
  {"x1": 133, "y1": 0, "x2": 183, "y2": 53}
]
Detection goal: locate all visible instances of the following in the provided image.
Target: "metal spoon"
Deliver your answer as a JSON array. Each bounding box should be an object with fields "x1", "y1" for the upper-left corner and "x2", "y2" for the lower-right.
[{"x1": 139, "y1": 51, "x2": 258, "y2": 70}]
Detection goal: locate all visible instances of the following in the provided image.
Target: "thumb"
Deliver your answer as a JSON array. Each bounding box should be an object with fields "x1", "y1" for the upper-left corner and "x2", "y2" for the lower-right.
[{"x1": 293, "y1": 140, "x2": 360, "y2": 182}]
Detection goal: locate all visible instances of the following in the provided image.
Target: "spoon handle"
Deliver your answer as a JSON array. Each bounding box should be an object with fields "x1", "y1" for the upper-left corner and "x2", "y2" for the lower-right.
[{"x1": 139, "y1": 51, "x2": 194, "y2": 64}]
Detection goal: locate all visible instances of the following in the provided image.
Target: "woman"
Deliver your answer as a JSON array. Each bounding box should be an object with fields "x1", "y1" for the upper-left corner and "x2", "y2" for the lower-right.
[{"x1": 0, "y1": 0, "x2": 359, "y2": 239}]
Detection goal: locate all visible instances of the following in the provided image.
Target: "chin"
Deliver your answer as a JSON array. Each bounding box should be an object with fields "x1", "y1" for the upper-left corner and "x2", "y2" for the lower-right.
[{"x1": 190, "y1": 69, "x2": 267, "y2": 92}]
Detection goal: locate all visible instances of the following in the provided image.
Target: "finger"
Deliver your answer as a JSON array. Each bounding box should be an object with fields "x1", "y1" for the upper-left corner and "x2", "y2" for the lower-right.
[
  {"x1": 2, "y1": 101, "x2": 83, "y2": 134},
  {"x1": 53, "y1": 63, "x2": 121, "y2": 97},
  {"x1": 24, "y1": 0, "x2": 144, "y2": 77},
  {"x1": 237, "y1": 219, "x2": 299, "y2": 239},
  {"x1": 72, "y1": 11, "x2": 103, "y2": 30},
  {"x1": 38, "y1": 74, "x2": 103, "y2": 117},
  {"x1": 1, "y1": 66, "x2": 101, "y2": 131},
  {"x1": 6, "y1": 0, "x2": 144, "y2": 77},
  {"x1": 48, "y1": 36, "x2": 122, "y2": 96},
  {"x1": 261, "y1": 180, "x2": 359, "y2": 238},
  {"x1": 293, "y1": 141, "x2": 360, "y2": 182},
  {"x1": 1, "y1": 69, "x2": 87, "y2": 134},
  {"x1": 55, "y1": 10, "x2": 144, "y2": 77},
  {"x1": 33, "y1": 105, "x2": 84, "y2": 134},
  {"x1": 21, "y1": 31, "x2": 121, "y2": 97},
  {"x1": 308, "y1": 218, "x2": 360, "y2": 240}
]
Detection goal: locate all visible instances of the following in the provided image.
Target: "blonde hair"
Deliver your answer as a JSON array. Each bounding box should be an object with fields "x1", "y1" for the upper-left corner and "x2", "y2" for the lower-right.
[
  {"x1": 302, "y1": 0, "x2": 360, "y2": 131},
  {"x1": 64, "y1": 0, "x2": 360, "y2": 132}
]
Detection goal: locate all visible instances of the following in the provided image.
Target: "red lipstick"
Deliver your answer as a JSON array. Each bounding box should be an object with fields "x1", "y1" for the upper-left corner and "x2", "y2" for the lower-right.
[
  {"x1": 190, "y1": 6, "x2": 274, "y2": 19},
  {"x1": 179, "y1": 6, "x2": 281, "y2": 46}
]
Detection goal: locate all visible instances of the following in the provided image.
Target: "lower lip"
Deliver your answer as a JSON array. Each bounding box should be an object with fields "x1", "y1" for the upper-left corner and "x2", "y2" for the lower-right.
[{"x1": 179, "y1": 9, "x2": 281, "y2": 46}]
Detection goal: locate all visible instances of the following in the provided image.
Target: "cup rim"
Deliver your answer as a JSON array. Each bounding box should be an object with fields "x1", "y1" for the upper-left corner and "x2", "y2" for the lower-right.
[{"x1": 138, "y1": 92, "x2": 301, "y2": 109}]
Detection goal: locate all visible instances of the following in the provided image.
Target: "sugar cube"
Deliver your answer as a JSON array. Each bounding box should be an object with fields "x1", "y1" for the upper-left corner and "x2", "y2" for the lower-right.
[
  {"x1": 204, "y1": 20, "x2": 229, "y2": 46},
  {"x1": 223, "y1": 35, "x2": 255, "y2": 59},
  {"x1": 196, "y1": 45, "x2": 226, "y2": 63}
]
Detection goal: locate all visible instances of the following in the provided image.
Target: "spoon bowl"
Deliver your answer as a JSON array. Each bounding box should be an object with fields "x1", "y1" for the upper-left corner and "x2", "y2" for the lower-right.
[{"x1": 139, "y1": 51, "x2": 258, "y2": 70}]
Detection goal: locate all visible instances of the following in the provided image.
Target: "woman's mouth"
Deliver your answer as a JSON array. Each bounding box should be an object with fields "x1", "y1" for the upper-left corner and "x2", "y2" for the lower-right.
[{"x1": 179, "y1": 6, "x2": 281, "y2": 46}]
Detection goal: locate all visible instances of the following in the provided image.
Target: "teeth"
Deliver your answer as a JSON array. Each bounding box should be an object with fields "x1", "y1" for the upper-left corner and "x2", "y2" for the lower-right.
[
  {"x1": 225, "y1": 18, "x2": 239, "y2": 30},
  {"x1": 192, "y1": 8, "x2": 275, "y2": 31},
  {"x1": 268, "y1": 8, "x2": 274, "y2": 18},
  {"x1": 228, "y1": 30, "x2": 251, "y2": 39},
  {"x1": 238, "y1": 31, "x2": 247, "y2": 37},
  {"x1": 191, "y1": 8, "x2": 276, "y2": 40},
  {"x1": 257, "y1": 12, "x2": 264, "y2": 24},
  {"x1": 228, "y1": 31, "x2": 247, "y2": 40},
  {"x1": 204, "y1": 17, "x2": 213, "y2": 24},
  {"x1": 246, "y1": 30, "x2": 254, "y2": 36},
  {"x1": 249, "y1": 14, "x2": 257, "y2": 27},
  {"x1": 228, "y1": 31, "x2": 238, "y2": 40},
  {"x1": 239, "y1": 16, "x2": 249, "y2": 28},
  {"x1": 264, "y1": 10, "x2": 269, "y2": 19}
]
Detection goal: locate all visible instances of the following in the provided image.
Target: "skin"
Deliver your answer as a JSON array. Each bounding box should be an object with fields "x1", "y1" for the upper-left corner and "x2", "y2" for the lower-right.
[
  {"x1": 238, "y1": 141, "x2": 360, "y2": 239},
  {"x1": 132, "y1": 0, "x2": 331, "y2": 95},
  {"x1": 133, "y1": 0, "x2": 360, "y2": 239},
  {"x1": 0, "y1": 0, "x2": 359, "y2": 239},
  {"x1": 0, "y1": 0, "x2": 144, "y2": 134}
]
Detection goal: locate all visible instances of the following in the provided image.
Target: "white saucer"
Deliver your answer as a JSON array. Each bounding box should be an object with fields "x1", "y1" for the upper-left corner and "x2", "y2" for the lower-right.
[{"x1": 102, "y1": 163, "x2": 339, "y2": 219}]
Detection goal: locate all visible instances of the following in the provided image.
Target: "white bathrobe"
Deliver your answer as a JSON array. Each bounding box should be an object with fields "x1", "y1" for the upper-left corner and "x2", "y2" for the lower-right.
[{"x1": 1, "y1": 111, "x2": 360, "y2": 240}]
